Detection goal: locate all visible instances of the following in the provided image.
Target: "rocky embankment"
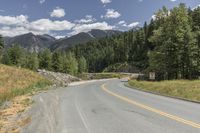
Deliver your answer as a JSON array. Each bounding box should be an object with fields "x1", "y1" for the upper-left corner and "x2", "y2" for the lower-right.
[{"x1": 37, "y1": 69, "x2": 81, "y2": 87}]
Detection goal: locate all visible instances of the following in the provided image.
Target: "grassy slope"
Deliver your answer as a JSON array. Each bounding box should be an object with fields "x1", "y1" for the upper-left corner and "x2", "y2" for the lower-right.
[
  {"x1": 128, "y1": 80, "x2": 200, "y2": 102},
  {"x1": 0, "y1": 64, "x2": 51, "y2": 105}
]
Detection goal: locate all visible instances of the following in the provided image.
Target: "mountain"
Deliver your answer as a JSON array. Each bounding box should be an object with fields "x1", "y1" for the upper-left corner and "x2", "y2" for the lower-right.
[
  {"x1": 3, "y1": 33, "x2": 56, "y2": 53},
  {"x1": 50, "y1": 29, "x2": 122, "y2": 51},
  {"x1": 3, "y1": 29, "x2": 122, "y2": 52}
]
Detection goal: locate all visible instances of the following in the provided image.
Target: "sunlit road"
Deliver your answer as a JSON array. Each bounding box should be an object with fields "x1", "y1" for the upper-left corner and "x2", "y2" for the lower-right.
[
  {"x1": 53, "y1": 79, "x2": 200, "y2": 133},
  {"x1": 24, "y1": 79, "x2": 200, "y2": 133}
]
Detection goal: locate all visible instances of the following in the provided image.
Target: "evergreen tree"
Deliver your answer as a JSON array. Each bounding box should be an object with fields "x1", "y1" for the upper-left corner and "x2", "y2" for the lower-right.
[
  {"x1": 26, "y1": 52, "x2": 39, "y2": 70},
  {"x1": 52, "y1": 51, "x2": 63, "y2": 72},
  {"x1": 7, "y1": 45, "x2": 26, "y2": 67},
  {"x1": 38, "y1": 49, "x2": 52, "y2": 70},
  {"x1": 0, "y1": 35, "x2": 4, "y2": 61},
  {"x1": 129, "y1": 29, "x2": 148, "y2": 71},
  {"x1": 62, "y1": 52, "x2": 78, "y2": 75},
  {"x1": 0, "y1": 4, "x2": 199, "y2": 79},
  {"x1": 78, "y1": 56, "x2": 87, "y2": 73},
  {"x1": 1, "y1": 51, "x2": 11, "y2": 65},
  {"x1": 0, "y1": 35, "x2": 4, "y2": 50},
  {"x1": 149, "y1": 4, "x2": 197, "y2": 79}
]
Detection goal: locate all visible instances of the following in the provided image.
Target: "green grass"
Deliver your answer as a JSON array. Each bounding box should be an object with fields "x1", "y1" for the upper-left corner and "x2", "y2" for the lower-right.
[
  {"x1": 78, "y1": 73, "x2": 128, "y2": 80},
  {"x1": 0, "y1": 80, "x2": 51, "y2": 105},
  {"x1": 0, "y1": 64, "x2": 51, "y2": 106},
  {"x1": 128, "y1": 80, "x2": 200, "y2": 102}
]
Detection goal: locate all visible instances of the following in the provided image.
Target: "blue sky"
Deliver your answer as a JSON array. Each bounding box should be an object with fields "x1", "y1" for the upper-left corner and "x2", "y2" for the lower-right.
[{"x1": 0, "y1": 0, "x2": 199, "y2": 38}]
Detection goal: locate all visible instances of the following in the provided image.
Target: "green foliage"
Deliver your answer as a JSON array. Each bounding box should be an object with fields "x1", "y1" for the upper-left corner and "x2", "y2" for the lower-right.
[
  {"x1": 1, "y1": 51, "x2": 11, "y2": 65},
  {"x1": 7, "y1": 45, "x2": 26, "y2": 67},
  {"x1": 62, "y1": 52, "x2": 78, "y2": 75},
  {"x1": 52, "y1": 51, "x2": 63, "y2": 72},
  {"x1": 0, "y1": 35, "x2": 4, "y2": 50},
  {"x1": 38, "y1": 49, "x2": 52, "y2": 70},
  {"x1": 78, "y1": 56, "x2": 87, "y2": 73},
  {"x1": 26, "y1": 52, "x2": 39, "y2": 70},
  {"x1": 0, "y1": 79, "x2": 51, "y2": 106},
  {"x1": 1, "y1": 4, "x2": 199, "y2": 79},
  {"x1": 103, "y1": 62, "x2": 130, "y2": 72},
  {"x1": 149, "y1": 4, "x2": 199, "y2": 80}
]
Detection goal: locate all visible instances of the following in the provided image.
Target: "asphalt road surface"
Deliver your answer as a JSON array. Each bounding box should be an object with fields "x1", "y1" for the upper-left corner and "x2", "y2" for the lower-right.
[
  {"x1": 55, "y1": 79, "x2": 200, "y2": 133},
  {"x1": 24, "y1": 79, "x2": 200, "y2": 133}
]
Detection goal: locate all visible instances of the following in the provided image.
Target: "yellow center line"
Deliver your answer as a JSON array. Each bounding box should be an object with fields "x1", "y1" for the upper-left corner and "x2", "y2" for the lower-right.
[{"x1": 101, "y1": 84, "x2": 200, "y2": 129}]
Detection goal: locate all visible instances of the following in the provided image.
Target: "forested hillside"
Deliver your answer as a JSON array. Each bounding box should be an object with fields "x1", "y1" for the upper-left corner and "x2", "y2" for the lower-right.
[
  {"x1": 70, "y1": 4, "x2": 200, "y2": 80},
  {"x1": 0, "y1": 4, "x2": 199, "y2": 80}
]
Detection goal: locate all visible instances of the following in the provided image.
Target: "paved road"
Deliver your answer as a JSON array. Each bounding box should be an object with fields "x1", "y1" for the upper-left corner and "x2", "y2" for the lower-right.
[
  {"x1": 54, "y1": 79, "x2": 200, "y2": 133},
  {"x1": 24, "y1": 79, "x2": 200, "y2": 133}
]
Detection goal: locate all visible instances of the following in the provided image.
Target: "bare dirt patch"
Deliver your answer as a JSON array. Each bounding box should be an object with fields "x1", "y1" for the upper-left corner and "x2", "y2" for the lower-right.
[{"x1": 0, "y1": 95, "x2": 32, "y2": 133}]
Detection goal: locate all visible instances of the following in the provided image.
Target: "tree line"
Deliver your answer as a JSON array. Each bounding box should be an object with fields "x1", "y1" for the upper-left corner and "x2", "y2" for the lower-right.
[
  {"x1": 0, "y1": 4, "x2": 199, "y2": 80},
  {"x1": 0, "y1": 45, "x2": 87, "y2": 75},
  {"x1": 69, "y1": 4, "x2": 199, "y2": 80}
]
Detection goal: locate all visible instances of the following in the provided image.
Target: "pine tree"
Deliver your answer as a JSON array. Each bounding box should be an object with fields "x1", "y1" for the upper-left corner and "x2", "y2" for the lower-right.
[
  {"x1": 0, "y1": 35, "x2": 4, "y2": 61},
  {"x1": 38, "y1": 49, "x2": 52, "y2": 70},
  {"x1": 62, "y1": 52, "x2": 78, "y2": 75},
  {"x1": 26, "y1": 52, "x2": 39, "y2": 70},
  {"x1": 7, "y1": 45, "x2": 26, "y2": 67},
  {"x1": 52, "y1": 51, "x2": 63, "y2": 72},
  {"x1": 78, "y1": 56, "x2": 87, "y2": 73},
  {"x1": 1, "y1": 51, "x2": 11, "y2": 65},
  {"x1": 190, "y1": 7, "x2": 200, "y2": 78},
  {"x1": 129, "y1": 29, "x2": 148, "y2": 71}
]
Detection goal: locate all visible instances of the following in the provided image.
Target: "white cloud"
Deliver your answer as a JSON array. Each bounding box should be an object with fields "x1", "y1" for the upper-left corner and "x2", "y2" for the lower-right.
[
  {"x1": 100, "y1": 0, "x2": 111, "y2": 4},
  {"x1": 55, "y1": 36, "x2": 66, "y2": 39},
  {"x1": 0, "y1": 14, "x2": 116, "y2": 37},
  {"x1": 118, "y1": 20, "x2": 126, "y2": 25},
  {"x1": 50, "y1": 7, "x2": 66, "y2": 18},
  {"x1": 0, "y1": 26, "x2": 29, "y2": 37},
  {"x1": 0, "y1": 10, "x2": 5, "y2": 12},
  {"x1": 70, "y1": 21, "x2": 114, "y2": 35},
  {"x1": 170, "y1": 0, "x2": 177, "y2": 1},
  {"x1": 102, "y1": 9, "x2": 121, "y2": 19},
  {"x1": 0, "y1": 15, "x2": 28, "y2": 26},
  {"x1": 118, "y1": 21, "x2": 139, "y2": 28},
  {"x1": 127, "y1": 22, "x2": 140, "y2": 28},
  {"x1": 28, "y1": 19, "x2": 75, "y2": 32},
  {"x1": 39, "y1": 0, "x2": 45, "y2": 4},
  {"x1": 0, "y1": 15, "x2": 75, "y2": 37},
  {"x1": 75, "y1": 15, "x2": 96, "y2": 24}
]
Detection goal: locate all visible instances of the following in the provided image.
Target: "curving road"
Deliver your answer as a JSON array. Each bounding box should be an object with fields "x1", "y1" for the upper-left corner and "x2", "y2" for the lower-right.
[
  {"x1": 55, "y1": 79, "x2": 200, "y2": 133},
  {"x1": 24, "y1": 79, "x2": 200, "y2": 133}
]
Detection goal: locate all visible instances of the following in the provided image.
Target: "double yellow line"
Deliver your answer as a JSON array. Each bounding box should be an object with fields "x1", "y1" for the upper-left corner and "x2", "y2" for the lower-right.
[{"x1": 101, "y1": 84, "x2": 200, "y2": 129}]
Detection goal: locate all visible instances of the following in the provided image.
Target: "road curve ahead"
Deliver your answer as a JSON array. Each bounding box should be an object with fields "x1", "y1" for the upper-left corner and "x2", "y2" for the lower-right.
[{"x1": 37, "y1": 79, "x2": 200, "y2": 133}]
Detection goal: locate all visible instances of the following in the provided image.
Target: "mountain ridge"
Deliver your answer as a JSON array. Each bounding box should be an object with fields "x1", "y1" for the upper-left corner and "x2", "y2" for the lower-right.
[{"x1": 3, "y1": 29, "x2": 122, "y2": 52}]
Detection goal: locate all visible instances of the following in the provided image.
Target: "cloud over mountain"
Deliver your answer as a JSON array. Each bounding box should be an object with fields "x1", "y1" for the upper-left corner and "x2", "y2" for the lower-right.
[
  {"x1": 50, "y1": 7, "x2": 66, "y2": 18},
  {"x1": 101, "y1": 9, "x2": 121, "y2": 19}
]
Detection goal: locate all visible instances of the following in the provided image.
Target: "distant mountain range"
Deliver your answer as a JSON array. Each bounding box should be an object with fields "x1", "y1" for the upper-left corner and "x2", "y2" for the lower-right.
[
  {"x1": 4, "y1": 33, "x2": 56, "y2": 53},
  {"x1": 3, "y1": 29, "x2": 122, "y2": 53}
]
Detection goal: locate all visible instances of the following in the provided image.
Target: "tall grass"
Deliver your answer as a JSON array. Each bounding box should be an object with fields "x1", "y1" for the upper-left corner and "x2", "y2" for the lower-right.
[
  {"x1": 0, "y1": 64, "x2": 51, "y2": 105},
  {"x1": 128, "y1": 80, "x2": 200, "y2": 101}
]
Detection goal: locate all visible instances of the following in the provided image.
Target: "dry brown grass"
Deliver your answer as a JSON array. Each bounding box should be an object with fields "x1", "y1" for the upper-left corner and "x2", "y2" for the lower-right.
[
  {"x1": 0, "y1": 64, "x2": 51, "y2": 133},
  {"x1": 0, "y1": 64, "x2": 44, "y2": 93},
  {"x1": 128, "y1": 80, "x2": 200, "y2": 101},
  {"x1": 0, "y1": 95, "x2": 32, "y2": 133},
  {"x1": 0, "y1": 64, "x2": 51, "y2": 105}
]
